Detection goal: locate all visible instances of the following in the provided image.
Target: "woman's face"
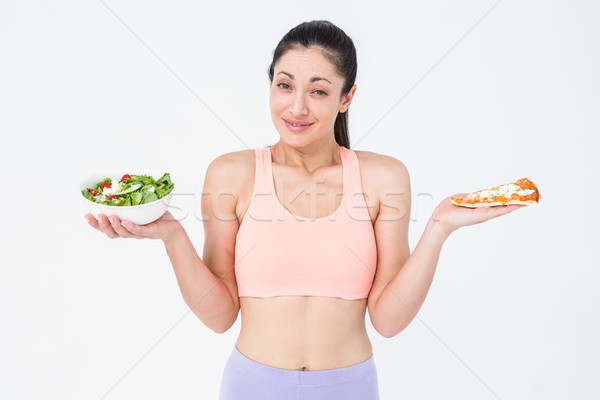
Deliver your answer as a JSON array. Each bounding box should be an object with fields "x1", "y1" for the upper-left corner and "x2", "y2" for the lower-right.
[{"x1": 269, "y1": 46, "x2": 356, "y2": 149}]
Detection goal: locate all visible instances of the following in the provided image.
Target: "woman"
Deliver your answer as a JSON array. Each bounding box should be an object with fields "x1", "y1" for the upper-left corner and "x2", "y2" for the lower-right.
[{"x1": 85, "y1": 20, "x2": 522, "y2": 400}]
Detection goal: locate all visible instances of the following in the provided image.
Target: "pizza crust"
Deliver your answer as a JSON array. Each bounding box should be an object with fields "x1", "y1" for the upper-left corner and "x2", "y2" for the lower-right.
[{"x1": 450, "y1": 198, "x2": 539, "y2": 208}]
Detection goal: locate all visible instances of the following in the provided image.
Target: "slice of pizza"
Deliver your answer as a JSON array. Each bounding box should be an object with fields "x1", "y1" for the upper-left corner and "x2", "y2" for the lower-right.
[{"x1": 451, "y1": 177, "x2": 540, "y2": 208}]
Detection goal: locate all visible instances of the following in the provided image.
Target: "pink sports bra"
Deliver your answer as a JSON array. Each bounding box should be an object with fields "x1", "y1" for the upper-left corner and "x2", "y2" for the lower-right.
[{"x1": 234, "y1": 145, "x2": 377, "y2": 300}]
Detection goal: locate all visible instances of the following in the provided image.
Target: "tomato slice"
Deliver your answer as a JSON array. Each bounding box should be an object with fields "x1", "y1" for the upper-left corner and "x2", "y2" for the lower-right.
[
  {"x1": 89, "y1": 189, "x2": 98, "y2": 196},
  {"x1": 100, "y1": 182, "x2": 111, "y2": 191},
  {"x1": 109, "y1": 195, "x2": 117, "y2": 200},
  {"x1": 121, "y1": 174, "x2": 131, "y2": 181}
]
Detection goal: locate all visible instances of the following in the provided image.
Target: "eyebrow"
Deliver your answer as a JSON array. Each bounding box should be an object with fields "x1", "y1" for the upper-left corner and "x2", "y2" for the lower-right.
[{"x1": 277, "y1": 71, "x2": 332, "y2": 85}]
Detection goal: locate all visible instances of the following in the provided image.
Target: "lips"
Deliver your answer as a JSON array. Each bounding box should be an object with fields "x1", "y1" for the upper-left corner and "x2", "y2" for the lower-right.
[{"x1": 284, "y1": 119, "x2": 313, "y2": 132}]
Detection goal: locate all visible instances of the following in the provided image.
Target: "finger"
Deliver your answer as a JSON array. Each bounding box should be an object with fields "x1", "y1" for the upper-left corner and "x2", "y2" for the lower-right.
[
  {"x1": 108, "y1": 215, "x2": 136, "y2": 238},
  {"x1": 498, "y1": 204, "x2": 525, "y2": 213},
  {"x1": 96, "y1": 214, "x2": 120, "y2": 239},
  {"x1": 503, "y1": 204, "x2": 527, "y2": 215},
  {"x1": 120, "y1": 220, "x2": 153, "y2": 238},
  {"x1": 85, "y1": 214, "x2": 101, "y2": 230},
  {"x1": 487, "y1": 204, "x2": 525, "y2": 219}
]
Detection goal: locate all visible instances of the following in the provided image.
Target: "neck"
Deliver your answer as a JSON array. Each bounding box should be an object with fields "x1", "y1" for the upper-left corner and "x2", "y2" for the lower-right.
[{"x1": 270, "y1": 140, "x2": 342, "y2": 174}]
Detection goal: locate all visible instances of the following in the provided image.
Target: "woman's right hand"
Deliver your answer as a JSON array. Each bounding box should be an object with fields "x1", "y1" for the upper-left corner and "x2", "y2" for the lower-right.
[{"x1": 84, "y1": 211, "x2": 183, "y2": 242}]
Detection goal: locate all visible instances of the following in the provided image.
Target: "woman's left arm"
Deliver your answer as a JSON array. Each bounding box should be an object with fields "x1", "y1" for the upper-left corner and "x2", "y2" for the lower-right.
[{"x1": 367, "y1": 157, "x2": 523, "y2": 338}]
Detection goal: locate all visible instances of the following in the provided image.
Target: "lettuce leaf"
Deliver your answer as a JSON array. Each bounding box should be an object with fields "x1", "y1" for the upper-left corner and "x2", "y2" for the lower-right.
[
  {"x1": 82, "y1": 189, "x2": 95, "y2": 202},
  {"x1": 141, "y1": 192, "x2": 158, "y2": 204},
  {"x1": 155, "y1": 186, "x2": 167, "y2": 199},
  {"x1": 131, "y1": 175, "x2": 156, "y2": 185},
  {"x1": 156, "y1": 173, "x2": 171, "y2": 186},
  {"x1": 130, "y1": 191, "x2": 143, "y2": 205}
]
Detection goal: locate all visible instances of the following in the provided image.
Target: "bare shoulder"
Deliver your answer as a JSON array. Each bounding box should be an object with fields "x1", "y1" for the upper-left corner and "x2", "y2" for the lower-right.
[
  {"x1": 354, "y1": 149, "x2": 407, "y2": 167},
  {"x1": 353, "y1": 150, "x2": 410, "y2": 223},
  {"x1": 204, "y1": 149, "x2": 256, "y2": 224},
  {"x1": 205, "y1": 149, "x2": 255, "y2": 189},
  {"x1": 354, "y1": 150, "x2": 410, "y2": 192}
]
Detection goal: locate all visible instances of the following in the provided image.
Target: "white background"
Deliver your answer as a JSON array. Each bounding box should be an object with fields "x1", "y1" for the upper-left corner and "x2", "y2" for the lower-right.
[{"x1": 1, "y1": 0, "x2": 599, "y2": 399}]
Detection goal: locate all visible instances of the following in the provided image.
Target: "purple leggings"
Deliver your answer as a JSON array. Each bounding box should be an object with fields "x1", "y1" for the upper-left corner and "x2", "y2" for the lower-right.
[{"x1": 218, "y1": 345, "x2": 380, "y2": 400}]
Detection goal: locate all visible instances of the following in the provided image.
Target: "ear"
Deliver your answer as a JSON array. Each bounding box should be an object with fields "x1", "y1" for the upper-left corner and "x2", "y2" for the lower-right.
[{"x1": 339, "y1": 84, "x2": 357, "y2": 114}]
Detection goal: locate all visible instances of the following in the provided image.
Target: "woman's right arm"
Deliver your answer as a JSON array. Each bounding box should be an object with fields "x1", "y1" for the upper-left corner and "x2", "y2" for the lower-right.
[
  {"x1": 163, "y1": 153, "x2": 242, "y2": 334},
  {"x1": 85, "y1": 153, "x2": 243, "y2": 334}
]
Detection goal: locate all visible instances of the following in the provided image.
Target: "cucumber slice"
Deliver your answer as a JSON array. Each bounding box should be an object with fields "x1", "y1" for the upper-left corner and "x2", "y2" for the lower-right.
[{"x1": 116, "y1": 183, "x2": 142, "y2": 195}]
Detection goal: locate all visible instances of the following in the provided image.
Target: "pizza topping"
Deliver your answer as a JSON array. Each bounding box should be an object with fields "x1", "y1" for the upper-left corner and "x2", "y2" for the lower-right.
[
  {"x1": 479, "y1": 190, "x2": 491, "y2": 199},
  {"x1": 516, "y1": 189, "x2": 535, "y2": 196},
  {"x1": 465, "y1": 182, "x2": 536, "y2": 203},
  {"x1": 450, "y1": 177, "x2": 540, "y2": 208}
]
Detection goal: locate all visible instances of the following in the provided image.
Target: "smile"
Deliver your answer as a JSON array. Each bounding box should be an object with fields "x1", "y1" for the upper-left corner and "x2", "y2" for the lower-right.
[
  {"x1": 284, "y1": 119, "x2": 313, "y2": 132},
  {"x1": 284, "y1": 119, "x2": 312, "y2": 132}
]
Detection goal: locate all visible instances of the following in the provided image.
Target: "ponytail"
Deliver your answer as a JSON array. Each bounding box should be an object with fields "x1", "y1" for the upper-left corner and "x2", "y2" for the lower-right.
[{"x1": 334, "y1": 111, "x2": 350, "y2": 148}]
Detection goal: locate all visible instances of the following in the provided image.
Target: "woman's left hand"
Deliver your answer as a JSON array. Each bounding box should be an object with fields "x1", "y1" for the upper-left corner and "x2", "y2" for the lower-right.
[{"x1": 431, "y1": 194, "x2": 526, "y2": 237}]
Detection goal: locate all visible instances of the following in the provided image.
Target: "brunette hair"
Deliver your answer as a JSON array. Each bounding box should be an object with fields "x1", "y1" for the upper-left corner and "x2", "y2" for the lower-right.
[{"x1": 268, "y1": 20, "x2": 357, "y2": 148}]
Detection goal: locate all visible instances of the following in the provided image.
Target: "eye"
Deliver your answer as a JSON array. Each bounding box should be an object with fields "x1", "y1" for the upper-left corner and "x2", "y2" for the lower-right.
[
  {"x1": 313, "y1": 90, "x2": 327, "y2": 96},
  {"x1": 277, "y1": 82, "x2": 291, "y2": 90}
]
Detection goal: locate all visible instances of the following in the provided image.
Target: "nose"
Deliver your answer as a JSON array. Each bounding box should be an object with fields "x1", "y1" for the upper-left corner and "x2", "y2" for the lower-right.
[{"x1": 290, "y1": 92, "x2": 308, "y2": 116}]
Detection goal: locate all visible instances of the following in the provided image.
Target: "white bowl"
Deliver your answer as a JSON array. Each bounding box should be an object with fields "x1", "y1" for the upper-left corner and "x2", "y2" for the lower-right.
[{"x1": 80, "y1": 169, "x2": 175, "y2": 225}]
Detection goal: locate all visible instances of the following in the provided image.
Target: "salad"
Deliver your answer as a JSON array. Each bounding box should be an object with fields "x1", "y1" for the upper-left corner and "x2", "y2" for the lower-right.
[{"x1": 82, "y1": 173, "x2": 174, "y2": 206}]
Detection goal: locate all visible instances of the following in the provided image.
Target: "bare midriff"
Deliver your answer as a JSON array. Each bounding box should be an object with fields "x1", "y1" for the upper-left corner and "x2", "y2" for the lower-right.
[{"x1": 235, "y1": 296, "x2": 373, "y2": 371}]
